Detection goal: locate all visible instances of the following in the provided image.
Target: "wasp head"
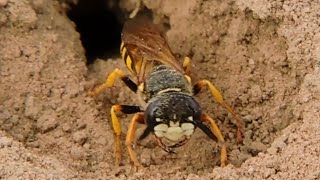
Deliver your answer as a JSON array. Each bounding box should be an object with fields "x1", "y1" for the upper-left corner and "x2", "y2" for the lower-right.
[{"x1": 139, "y1": 92, "x2": 202, "y2": 143}]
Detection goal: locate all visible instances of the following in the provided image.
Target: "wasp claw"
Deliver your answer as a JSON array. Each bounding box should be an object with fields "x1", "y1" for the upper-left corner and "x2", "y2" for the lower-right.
[
  {"x1": 236, "y1": 128, "x2": 245, "y2": 144},
  {"x1": 131, "y1": 162, "x2": 143, "y2": 172}
]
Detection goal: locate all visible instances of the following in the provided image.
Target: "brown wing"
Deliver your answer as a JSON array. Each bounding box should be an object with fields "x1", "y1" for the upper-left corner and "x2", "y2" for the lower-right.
[{"x1": 121, "y1": 18, "x2": 184, "y2": 83}]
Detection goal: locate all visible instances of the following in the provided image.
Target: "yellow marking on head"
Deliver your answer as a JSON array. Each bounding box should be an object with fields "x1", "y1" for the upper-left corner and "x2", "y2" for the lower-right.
[
  {"x1": 154, "y1": 124, "x2": 169, "y2": 131},
  {"x1": 169, "y1": 121, "x2": 179, "y2": 127}
]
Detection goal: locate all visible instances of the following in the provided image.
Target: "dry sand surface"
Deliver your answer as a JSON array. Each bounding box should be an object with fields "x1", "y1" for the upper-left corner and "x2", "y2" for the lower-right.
[{"x1": 1, "y1": 0, "x2": 320, "y2": 179}]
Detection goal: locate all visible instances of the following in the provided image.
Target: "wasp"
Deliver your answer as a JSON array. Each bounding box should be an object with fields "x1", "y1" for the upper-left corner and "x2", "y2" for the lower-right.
[{"x1": 89, "y1": 18, "x2": 244, "y2": 168}]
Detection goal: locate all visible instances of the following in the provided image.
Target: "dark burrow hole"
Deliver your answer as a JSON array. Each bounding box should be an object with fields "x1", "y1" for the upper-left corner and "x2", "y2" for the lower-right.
[{"x1": 67, "y1": 0, "x2": 122, "y2": 64}]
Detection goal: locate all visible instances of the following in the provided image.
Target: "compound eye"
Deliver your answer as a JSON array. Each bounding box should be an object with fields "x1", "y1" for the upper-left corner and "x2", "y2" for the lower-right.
[
  {"x1": 139, "y1": 101, "x2": 158, "y2": 141},
  {"x1": 187, "y1": 97, "x2": 201, "y2": 119},
  {"x1": 145, "y1": 101, "x2": 158, "y2": 125}
]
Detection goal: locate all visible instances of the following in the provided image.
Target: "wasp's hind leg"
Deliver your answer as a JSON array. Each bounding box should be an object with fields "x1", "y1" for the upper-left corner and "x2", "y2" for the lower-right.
[
  {"x1": 183, "y1": 57, "x2": 192, "y2": 76},
  {"x1": 89, "y1": 68, "x2": 137, "y2": 96},
  {"x1": 200, "y1": 114, "x2": 227, "y2": 167},
  {"x1": 125, "y1": 112, "x2": 144, "y2": 169},
  {"x1": 110, "y1": 105, "x2": 142, "y2": 166},
  {"x1": 193, "y1": 80, "x2": 244, "y2": 143}
]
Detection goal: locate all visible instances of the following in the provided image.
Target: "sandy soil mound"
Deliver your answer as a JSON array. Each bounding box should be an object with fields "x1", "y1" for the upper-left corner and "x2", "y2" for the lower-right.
[{"x1": 0, "y1": 0, "x2": 319, "y2": 179}]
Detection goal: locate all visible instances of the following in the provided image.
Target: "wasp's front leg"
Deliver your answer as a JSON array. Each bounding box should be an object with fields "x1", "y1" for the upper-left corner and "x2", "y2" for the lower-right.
[
  {"x1": 193, "y1": 80, "x2": 244, "y2": 143},
  {"x1": 89, "y1": 68, "x2": 137, "y2": 96},
  {"x1": 201, "y1": 113, "x2": 227, "y2": 167},
  {"x1": 110, "y1": 105, "x2": 142, "y2": 166},
  {"x1": 125, "y1": 112, "x2": 145, "y2": 169}
]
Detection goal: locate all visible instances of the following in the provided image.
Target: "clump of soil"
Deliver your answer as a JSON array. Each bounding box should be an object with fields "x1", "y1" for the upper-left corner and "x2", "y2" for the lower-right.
[{"x1": 0, "y1": 0, "x2": 319, "y2": 179}]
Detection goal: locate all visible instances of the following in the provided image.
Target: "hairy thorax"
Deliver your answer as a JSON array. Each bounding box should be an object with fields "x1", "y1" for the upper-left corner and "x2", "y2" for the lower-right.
[{"x1": 145, "y1": 65, "x2": 192, "y2": 101}]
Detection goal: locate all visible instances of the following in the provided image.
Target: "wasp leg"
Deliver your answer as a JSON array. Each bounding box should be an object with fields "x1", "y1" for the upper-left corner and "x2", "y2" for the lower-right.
[
  {"x1": 129, "y1": 0, "x2": 141, "y2": 18},
  {"x1": 125, "y1": 112, "x2": 144, "y2": 169},
  {"x1": 183, "y1": 56, "x2": 192, "y2": 75},
  {"x1": 110, "y1": 105, "x2": 142, "y2": 166},
  {"x1": 89, "y1": 68, "x2": 137, "y2": 96},
  {"x1": 201, "y1": 113, "x2": 227, "y2": 167},
  {"x1": 193, "y1": 80, "x2": 244, "y2": 143}
]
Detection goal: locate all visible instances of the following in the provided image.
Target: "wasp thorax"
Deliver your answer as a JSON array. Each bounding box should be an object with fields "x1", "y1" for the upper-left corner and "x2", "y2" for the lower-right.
[
  {"x1": 141, "y1": 92, "x2": 201, "y2": 143},
  {"x1": 144, "y1": 65, "x2": 191, "y2": 101}
]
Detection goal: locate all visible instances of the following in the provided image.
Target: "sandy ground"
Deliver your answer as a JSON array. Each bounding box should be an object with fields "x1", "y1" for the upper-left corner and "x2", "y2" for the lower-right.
[{"x1": 0, "y1": 0, "x2": 320, "y2": 179}]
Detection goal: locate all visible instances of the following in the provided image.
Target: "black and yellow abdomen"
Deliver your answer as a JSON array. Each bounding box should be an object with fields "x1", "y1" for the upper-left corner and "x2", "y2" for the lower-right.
[{"x1": 120, "y1": 41, "x2": 136, "y2": 75}]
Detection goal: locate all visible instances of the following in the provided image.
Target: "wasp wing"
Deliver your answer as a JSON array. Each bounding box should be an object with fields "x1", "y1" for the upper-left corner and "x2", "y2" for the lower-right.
[{"x1": 121, "y1": 18, "x2": 184, "y2": 83}]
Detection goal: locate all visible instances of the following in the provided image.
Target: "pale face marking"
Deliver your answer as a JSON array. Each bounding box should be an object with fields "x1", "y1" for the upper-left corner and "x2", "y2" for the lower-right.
[
  {"x1": 188, "y1": 116, "x2": 193, "y2": 121},
  {"x1": 154, "y1": 122, "x2": 196, "y2": 142},
  {"x1": 181, "y1": 123, "x2": 194, "y2": 130},
  {"x1": 155, "y1": 118, "x2": 162, "y2": 122},
  {"x1": 184, "y1": 129, "x2": 194, "y2": 136},
  {"x1": 154, "y1": 124, "x2": 168, "y2": 131},
  {"x1": 169, "y1": 121, "x2": 180, "y2": 127},
  {"x1": 182, "y1": 123, "x2": 195, "y2": 137},
  {"x1": 154, "y1": 131, "x2": 164, "y2": 137},
  {"x1": 173, "y1": 114, "x2": 177, "y2": 120},
  {"x1": 165, "y1": 127, "x2": 183, "y2": 141}
]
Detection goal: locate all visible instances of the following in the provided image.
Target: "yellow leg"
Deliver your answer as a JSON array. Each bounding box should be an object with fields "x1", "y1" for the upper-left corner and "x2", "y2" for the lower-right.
[
  {"x1": 89, "y1": 68, "x2": 126, "y2": 96},
  {"x1": 194, "y1": 80, "x2": 244, "y2": 143},
  {"x1": 125, "y1": 113, "x2": 144, "y2": 169},
  {"x1": 110, "y1": 105, "x2": 123, "y2": 166},
  {"x1": 201, "y1": 114, "x2": 227, "y2": 167},
  {"x1": 109, "y1": 105, "x2": 142, "y2": 166},
  {"x1": 183, "y1": 57, "x2": 192, "y2": 76}
]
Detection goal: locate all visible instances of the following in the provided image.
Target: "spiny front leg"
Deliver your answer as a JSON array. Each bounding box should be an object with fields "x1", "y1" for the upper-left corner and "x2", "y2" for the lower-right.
[
  {"x1": 89, "y1": 68, "x2": 137, "y2": 96},
  {"x1": 110, "y1": 105, "x2": 142, "y2": 166},
  {"x1": 125, "y1": 112, "x2": 144, "y2": 169},
  {"x1": 194, "y1": 80, "x2": 245, "y2": 143},
  {"x1": 201, "y1": 113, "x2": 227, "y2": 167}
]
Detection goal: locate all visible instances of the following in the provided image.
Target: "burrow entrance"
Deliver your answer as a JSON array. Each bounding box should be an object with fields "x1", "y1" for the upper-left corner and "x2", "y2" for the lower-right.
[{"x1": 66, "y1": 0, "x2": 122, "y2": 64}]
